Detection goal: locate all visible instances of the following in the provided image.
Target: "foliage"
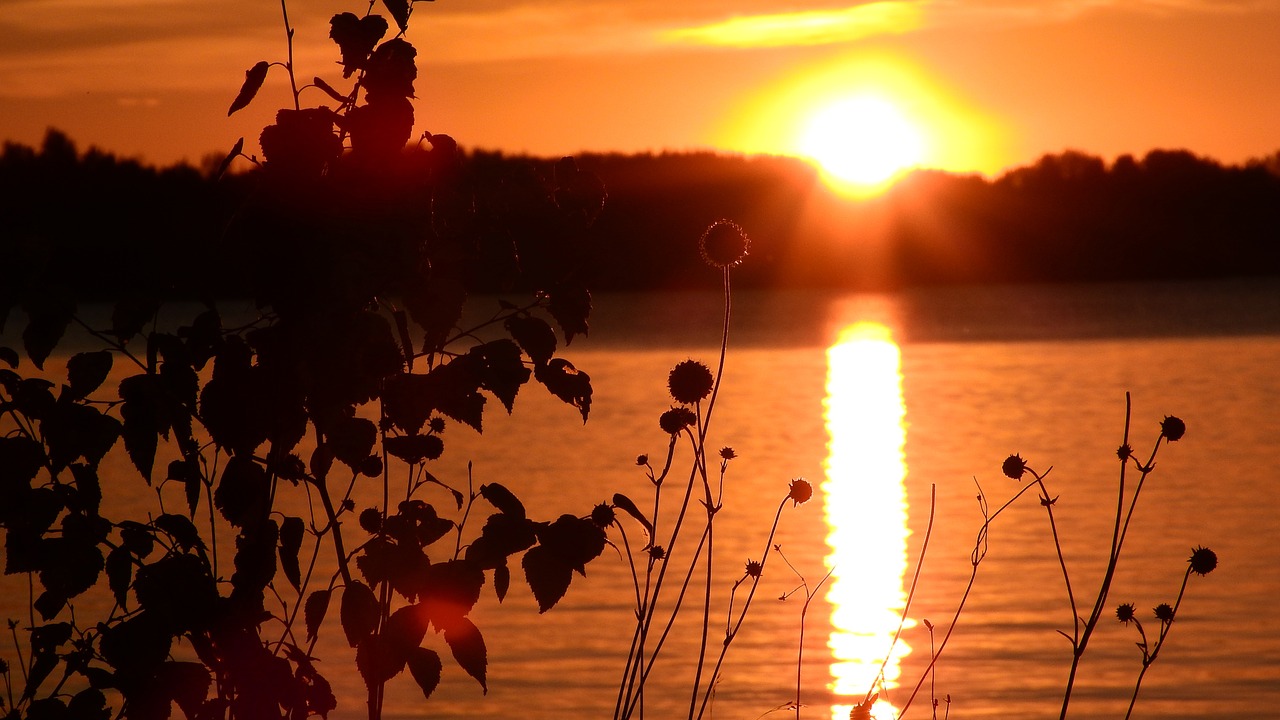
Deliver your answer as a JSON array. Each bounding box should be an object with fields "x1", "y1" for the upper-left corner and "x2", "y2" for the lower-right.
[{"x1": 0, "y1": 2, "x2": 609, "y2": 718}]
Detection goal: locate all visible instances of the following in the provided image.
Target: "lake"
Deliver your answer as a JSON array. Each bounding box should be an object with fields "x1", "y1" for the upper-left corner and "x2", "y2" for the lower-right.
[{"x1": 3, "y1": 279, "x2": 1278, "y2": 719}]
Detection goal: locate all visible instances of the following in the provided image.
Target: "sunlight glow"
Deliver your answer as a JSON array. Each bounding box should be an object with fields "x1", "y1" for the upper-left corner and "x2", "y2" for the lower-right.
[
  {"x1": 717, "y1": 54, "x2": 1012, "y2": 192},
  {"x1": 799, "y1": 95, "x2": 925, "y2": 194},
  {"x1": 662, "y1": 2, "x2": 922, "y2": 48},
  {"x1": 823, "y1": 322, "x2": 911, "y2": 720}
]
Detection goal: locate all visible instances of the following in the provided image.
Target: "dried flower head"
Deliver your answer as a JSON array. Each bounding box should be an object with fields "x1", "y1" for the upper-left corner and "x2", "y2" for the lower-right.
[
  {"x1": 788, "y1": 478, "x2": 813, "y2": 506},
  {"x1": 1188, "y1": 546, "x2": 1217, "y2": 575},
  {"x1": 635, "y1": 454, "x2": 649, "y2": 466},
  {"x1": 659, "y1": 407, "x2": 697, "y2": 435},
  {"x1": 745, "y1": 559, "x2": 763, "y2": 578},
  {"x1": 1002, "y1": 454, "x2": 1028, "y2": 480},
  {"x1": 1160, "y1": 415, "x2": 1186, "y2": 442},
  {"x1": 1154, "y1": 603, "x2": 1175, "y2": 622},
  {"x1": 1116, "y1": 443, "x2": 1133, "y2": 461},
  {"x1": 648, "y1": 545, "x2": 666, "y2": 560},
  {"x1": 1116, "y1": 603, "x2": 1137, "y2": 624},
  {"x1": 698, "y1": 220, "x2": 750, "y2": 269},
  {"x1": 429, "y1": 416, "x2": 446, "y2": 434},
  {"x1": 719, "y1": 447, "x2": 736, "y2": 460},
  {"x1": 668, "y1": 359, "x2": 714, "y2": 404},
  {"x1": 591, "y1": 503, "x2": 616, "y2": 528}
]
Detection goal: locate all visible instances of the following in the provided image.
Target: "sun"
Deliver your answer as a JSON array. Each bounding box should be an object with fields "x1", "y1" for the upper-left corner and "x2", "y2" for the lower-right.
[{"x1": 798, "y1": 95, "x2": 924, "y2": 194}]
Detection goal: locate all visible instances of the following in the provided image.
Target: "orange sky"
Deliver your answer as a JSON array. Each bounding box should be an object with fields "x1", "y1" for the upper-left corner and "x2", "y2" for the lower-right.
[{"x1": 2, "y1": 0, "x2": 1278, "y2": 175}]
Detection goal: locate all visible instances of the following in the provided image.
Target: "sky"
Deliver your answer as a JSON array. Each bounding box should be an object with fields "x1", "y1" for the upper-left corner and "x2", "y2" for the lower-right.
[{"x1": 2, "y1": 0, "x2": 1279, "y2": 177}]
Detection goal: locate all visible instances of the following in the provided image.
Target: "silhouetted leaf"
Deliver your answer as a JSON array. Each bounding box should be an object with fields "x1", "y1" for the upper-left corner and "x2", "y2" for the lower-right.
[
  {"x1": 134, "y1": 553, "x2": 218, "y2": 633},
  {"x1": 470, "y1": 339, "x2": 529, "y2": 413},
  {"x1": 214, "y1": 455, "x2": 270, "y2": 527},
  {"x1": 364, "y1": 38, "x2": 417, "y2": 99},
  {"x1": 0, "y1": 346, "x2": 17, "y2": 368},
  {"x1": 99, "y1": 611, "x2": 171, "y2": 675},
  {"x1": 167, "y1": 459, "x2": 201, "y2": 515},
  {"x1": 25, "y1": 696, "x2": 66, "y2": 719},
  {"x1": 341, "y1": 580, "x2": 380, "y2": 648},
  {"x1": 505, "y1": 315, "x2": 557, "y2": 366},
  {"x1": 493, "y1": 562, "x2": 511, "y2": 602},
  {"x1": 382, "y1": 0, "x2": 410, "y2": 32},
  {"x1": 465, "y1": 513, "x2": 538, "y2": 570},
  {"x1": 68, "y1": 463, "x2": 102, "y2": 514},
  {"x1": 66, "y1": 351, "x2": 112, "y2": 399},
  {"x1": 38, "y1": 536, "x2": 103, "y2": 604},
  {"x1": 111, "y1": 297, "x2": 159, "y2": 340},
  {"x1": 406, "y1": 647, "x2": 442, "y2": 700},
  {"x1": 105, "y1": 546, "x2": 132, "y2": 607},
  {"x1": 330, "y1": 13, "x2": 388, "y2": 78},
  {"x1": 327, "y1": 416, "x2": 378, "y2": 468},
  {"x1": 228, "y1": 60, "x2": 269, "y2": 116},
  {"x1": 305, "y1": 590, "x2": 331, "y2": 643},
  {"x1": 279, "y1": 515, "x2": 305, "y2": 590},
  {"x1": 536, "y1": 514, "x2": 607, "y2": 574},
  {"x1": 153, "y1": 662, "x2": 211, "y2": 719},
  {"x1": 67, "y1": 688, "x2": 109, "y2": 720},
  {"x1": 230, "y1": 517, "x2": 278, "y2": 593},
  {"x1": 612, "y1": 493, "x2": 653, "y2": 538},
  {"x1": 521, "y1": 545, "x2": 572, "y2": 613},
  {"x1": 215, "y1": 137, "x2": 243, "y2": 180},
  {"x1": 548, "y1": 284, "x2": 590, "y2": 344},
  {"x1": 154, "y1": 513, "x2": 202, "y2": 551},
  {"x1": 479, "y1": 483, "x2": 525, "y2": 519},
  {"x1": 404, "y1": 274, "x2": 465, "y2": 353},
  {"x1": 314, "y1": 76, "x2": 349, "y2": 104},
  {"x1": 41, "y1": 399, "x2": 121, "y2": 473},
  {"x1": 534, "y1": 358, "x2": 592, "y2": 422},
  {"x1": 383, "y1": 433, "x2": 444, "y2": 464},
  {"x1": 21, "y1": 290, "x2": 75, "y2": 370},
  {"x1": 356, "y1": 633, "x2": 406, "y2": 689},
  {"x1": 443, "y1": 617, "x2": 487, "y2": 692},
  {"x1": 119, "y1": 374, "x2": 168, "y2": 482},
  {"x1": 420, "y1": 560, "x2": 484, "y2": 628},
  {"x1": 385, "y1": 604, "x2": 428, "y2": 650}
]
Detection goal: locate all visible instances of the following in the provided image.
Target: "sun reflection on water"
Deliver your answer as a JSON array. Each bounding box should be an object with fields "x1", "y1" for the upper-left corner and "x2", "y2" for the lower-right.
[{"x1": 823, "y1": 321, "x2": 911, "y2": 720}]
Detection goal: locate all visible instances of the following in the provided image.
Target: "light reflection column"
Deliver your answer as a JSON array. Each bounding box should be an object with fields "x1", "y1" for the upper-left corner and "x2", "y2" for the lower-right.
[{"x1": 823, "y1": 322, "x2": 911, "y2": 720}]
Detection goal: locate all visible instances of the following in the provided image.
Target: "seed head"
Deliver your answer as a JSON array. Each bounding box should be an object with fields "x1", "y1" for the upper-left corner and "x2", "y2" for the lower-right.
[
  {"x1": 1116, "y1": 443, "x2": 1133, "y2": 461},
  {"x1": 429, "y1": 416, "x2": 446, "y2": 434},
  {"x1": 635, "y1": 454, "x2": 649, "y2": 466},
  {"x1": 591, "y1": 503, "x2": 616, "y2": 528},
  {"x1": 698, "y1": 220, "x2": 750, "y2": 269},
  {"x1": 1153, "y1": 603, "x2": 1175, "y2": 623},
  {"x1": 1188, "y1": 546, "x2": 1217, "y2": 576},
  {"x1": 1160, "y1": 415, "x2": 1186, "y2": 442},
  {"x1": 745, "y1": 559, "x2": 763, "y2": 578},
  {"x1": 1116, "y1": 603, "x2": 1137, "y2": 624},
  {"x1": 659, "y1": 407, "x2": 697, "y2": 435},
  {"x1": 1002, "y1": 454, "x2": 1028, "y2": 480},
  {"x1": 668, "y1": 359, "x2": 714, "y2": 404},
  {"x1": 648, "y1": 545, "x2": 666, "y2": 561},
  {"x1": 719, "y1": 447, "x2": 737, "y2": 461},
  {"x1": 788, "y1": 478, "x2": 813, "y2": 506}
]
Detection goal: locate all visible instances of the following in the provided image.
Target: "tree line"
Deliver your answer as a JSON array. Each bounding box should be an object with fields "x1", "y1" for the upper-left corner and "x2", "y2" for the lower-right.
[{"x1": 4, "y1": 129, "x2": 1279, "y2": 305}]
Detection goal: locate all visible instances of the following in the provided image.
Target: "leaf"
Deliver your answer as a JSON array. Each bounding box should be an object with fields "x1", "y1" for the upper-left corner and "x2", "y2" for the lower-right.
[
  {"x1": 21, "y1": 289, "x2": 75, "y2": 370},
  {"x1": 154, "y1": 513, "x2": 203, "y2": 551},
  {"x1": 105, "y1": 546, "x2": 132, "y2": 607},
  {"x1": 383, "y1": 434, "x2": 444, "y2": 464},
  {"x1": 505, "y1": 315, "x2": 557, "y2": 366},
  {"x1": 406, "y1": 647, "x2": 442, "y2": 700},
  {"x1": 612, "y1": 493, "x2": 653, "y2": 539},
  {"x1": 314, "y1": 77, "x2": 350, "y2": 104},
  {"x1": 442, "y1": 617, "x2": 487, "y2": 693},
  {"x1": 213, "y1": 455, "x2": 270, "y2": 527},
  {"x1": 167, "y1": 459, "x2": 201, "y2": 515},
  {"x1": 420, "y1": 560, "x2": 484, "y2": 628},
  {"x1": 534, "y1": 358, "x2": 592, "y2": 422},
  {"x1": 470, "y1": 339, "x2": 530, "y2": 413},
  {"x1": 304, "y1": 590, "x2": 331, "y2": 643},
  {"x1": 110, "y1": 297, "x2": 159, "y2": 340},
  {"x1": 0, "y1": 346, "x2": 17, "y2": 368},
  {"x1": 522, "y1": 545, "x2": 572, "y2": 613},
  {"x1": 341, "y1": 581, "x2": 380, "y2": 648},
  {"x1": 479, "y1": 483, "x2": 525, "y2": 519},
  {"x1": 329, "y1": 13, "x2": 389, "y2": 78},
  {"x1": 278, "y1": 516, "x2": 305, "y2": 590},
  {"x1": 119, "y1": 374, "x2": 168, "y2": 482},
  {"x1": 215, "y1": 137, "x2": 243, "y2": 180},
  {"x1": 536, "y1": 514, "x2": 607, "y2": 574},
  {"x1": 327, "y1": 416, "x2": 378, "y2": 469},
  {"x1": 153, "y1": 662, "x2": 211, "y2": 719},
  {"x1": 493, "y1": 563, "x2": 510, "y2": 603},
  {"x1": 356, "y1": 633, "x2": 406, "y2": 690},
  {"x1": 382, "y1": 0, "x2": 411, "y2": 32},
  {"x1": 67, "y1": 688, "x2": 110, "y2": 720},
  {"x1": 227, "y1": 60, "x2": 269, "y2": 116},
  {"x1": 548, "y1": 284, "x2": 591, "y2": 345},
  {"x1": 65, "y1": 351, "x2": 113, "y2": 399}
]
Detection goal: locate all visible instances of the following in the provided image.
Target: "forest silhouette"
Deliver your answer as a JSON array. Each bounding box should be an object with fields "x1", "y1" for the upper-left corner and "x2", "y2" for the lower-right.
[{"x1": 4, "y1": 129, "x2": 1279, "y2": 306}]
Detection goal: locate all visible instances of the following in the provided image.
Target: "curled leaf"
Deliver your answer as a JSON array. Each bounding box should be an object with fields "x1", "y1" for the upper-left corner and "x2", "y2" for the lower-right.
[{"x1": 227, "y1": 61, "x2": 269, "y2": 116}]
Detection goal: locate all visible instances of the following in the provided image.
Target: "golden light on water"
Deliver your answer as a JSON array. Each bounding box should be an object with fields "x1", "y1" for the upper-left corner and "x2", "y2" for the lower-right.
[{"x1": 823, "y1": 321, "x2": 911, "y2": 720}]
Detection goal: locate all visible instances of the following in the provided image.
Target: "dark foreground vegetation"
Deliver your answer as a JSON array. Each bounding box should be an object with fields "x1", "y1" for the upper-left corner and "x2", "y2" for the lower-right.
[{"x1": 3, "y1": 130, "x2": 1279, "y2": 302}]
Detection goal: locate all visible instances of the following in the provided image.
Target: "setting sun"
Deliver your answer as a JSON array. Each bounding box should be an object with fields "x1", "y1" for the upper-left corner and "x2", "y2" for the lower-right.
[{"x1": 798, "y1": 95, "x2": 924, "y2": 193}]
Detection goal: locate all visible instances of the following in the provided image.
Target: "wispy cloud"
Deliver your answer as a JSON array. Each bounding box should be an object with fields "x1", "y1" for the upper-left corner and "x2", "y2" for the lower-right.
[{"x1": 661, "y1": 2, "x2": 923, "y2": 48}]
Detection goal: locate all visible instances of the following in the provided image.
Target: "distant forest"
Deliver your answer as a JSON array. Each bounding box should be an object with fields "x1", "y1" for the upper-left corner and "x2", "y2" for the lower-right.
[{"x1": 3, "y1": 129, "x2": 1279, "y2": 301}]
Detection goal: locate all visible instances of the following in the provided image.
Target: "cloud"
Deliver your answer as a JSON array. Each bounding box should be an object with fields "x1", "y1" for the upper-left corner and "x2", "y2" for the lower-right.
[{"x1": 661, "y1": 2, "x2": 924, "y2": 48}]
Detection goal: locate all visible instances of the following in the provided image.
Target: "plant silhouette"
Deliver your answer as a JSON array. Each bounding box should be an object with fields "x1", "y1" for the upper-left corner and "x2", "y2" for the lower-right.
[{"x1": 0, "y1": 2, "x2": 608, "y2": 718}]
